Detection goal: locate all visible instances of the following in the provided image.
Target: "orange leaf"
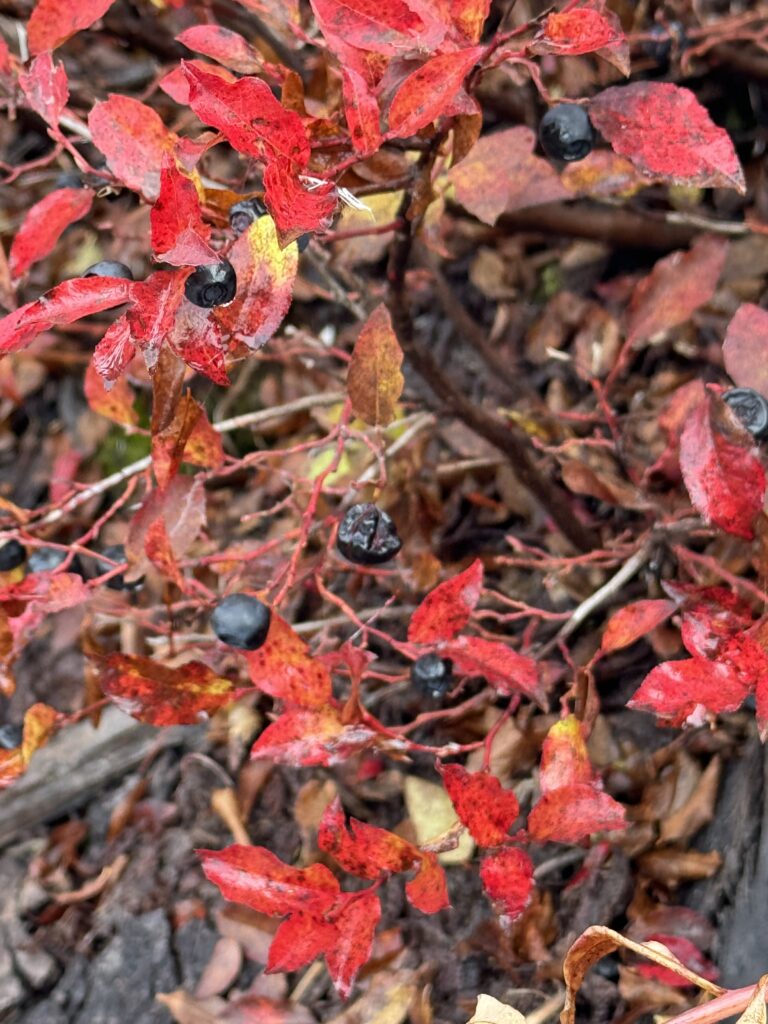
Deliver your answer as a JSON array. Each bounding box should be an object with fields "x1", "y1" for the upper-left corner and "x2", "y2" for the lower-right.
[
  {"x1": 245, "y1": 613, "x2": 333, "y2": 708},
  {"x1": 347, "y1": 304, "x2": 404, "y2": 427},
  {"x1": 84, "y1": 360, "x2": 138, "y2": 427}
]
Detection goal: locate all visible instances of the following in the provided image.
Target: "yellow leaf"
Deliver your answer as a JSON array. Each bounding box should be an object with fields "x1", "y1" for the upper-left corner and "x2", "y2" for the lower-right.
[
  {"x1": 404, "y1": 775, "x2": 474, "y2": 865},
  {"x1": 468, "y1": 995, "x2": 526, "y2": 1024},
  {"x1": 347, "y1": 304, "x2": 404, "y2": 427}
]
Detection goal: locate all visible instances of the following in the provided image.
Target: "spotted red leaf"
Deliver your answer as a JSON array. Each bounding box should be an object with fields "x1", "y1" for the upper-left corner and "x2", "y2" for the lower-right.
[
  {"x1": 342, "y1": 67, "x2": 382, "y2": 156},
  {"x1": 262, "y1": 157, "x2": 337, "y2": 247},
  {"x1": 168, "y1": 303, "x2": 229, "y2": 387},
  {"x1": 244, "y1": 614, "x2": 332, "y2": 708},
  {"x1": 479, "y1": 847, "x2": 534, "y2": 920},
  {"x1": 679, "y1": 587, "x2": 751, "y2": 659},
  {"x1": 267, "y1": 913, "x2": 339, "y2": 973},
  {"x1": 325, "y1": 889, "x2": 381, "y2": 999},
  {"x1": 182, "y1": 62, "x2": 309, "y2": 167},
  {"x1": 319, "y1": 797, "x2": 419, "y2": 880},
  {"x1": 628, "y1": 657, "x2": 749, "y2": 727},
  {"x1": 9, "y1": 188, "x2": 93, "y2": 278},
  {"x1": 214, "y1": 215, "x2": 298, "y2": 347},
  {"x1": 99, "y1": 654, "x2": 239, "y2": 726},
  {"x1": 528, "y1": 784, "x2": 626, "y2": 843},
  {"x1": 438, "y1": 763, "x2": 519, "y2": 846},
  {"x1": 405, "y1": 851, "x2": 450, "y2": 913},
  {"x1": 160, "y1": 59, "x2": 235, "y2": 105},
  {"x1": 88, "y1": 95, "x2": 177, "y2": 199},
  {"x1": 531, "y1": 4, "x2": 629, "y2": 76},
  {"x1": 27, "y1": 0, "x2": 116, "y2": 55},
  {"x1": 625, "y1": 235, "x2": 728, "y2": 347},
  {"x1": 309, "y1": 0, "x2": 447, "y2": 57},
  {"x1": 177, "y1": 25, "x2": 266, "y2": 75},
  {"x1": 679, "y1": 391, "x2": 766, "y2": 540},
  {"x1": 150, "y1": 157, "x2": 216, "y2": 266},
  {"x1": 442, "y1": 635, "x2": 543, "y2": 703},
  {"x1": 589, "y1": 83, "x2": 745, "y2": 193},
  {"x1": 723, "y1": 303, "x2": 768, "y2": 400},
  {"x1": 600, "y1": 599, "x2": 676, "y2": 654},
  {"x1": 83, "y1": 360, "x2": 138, "y2": 427},
  {"x1": 387, "y1": 46, "x2": 484, "y2": 138},
  {"x1": 250, "y1": 707, "x2": 376, "y2": 766},
  {"x1": 198, "y1": 844, "x2": 340, "y2": 916},
  {"x1": 18, "y1": 51, "x2": 68, "y2": 126},
  {"x1": 408, "y1": 558, "x2": 483, "y2": 643}
]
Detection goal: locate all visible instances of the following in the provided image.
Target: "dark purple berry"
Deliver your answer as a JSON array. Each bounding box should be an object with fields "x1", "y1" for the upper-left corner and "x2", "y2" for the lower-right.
[
  {"x1": 539, "y1": 105, "x2": 594, "y2": 163},
  {"x1": 297, "y1": 233, "x2": 311, "y2": 252},
  {"x1": 96, "y1": 544, "x2": 144, "y2": 592},
  {"x1": 723, "y1": 388, "x2": 768, "y2": 441},
  {"x1": 84, "y1": 260, "x2": 134, "y2": 280},
  {"x1": 55, "y1": 171, "x2": 84, "y2": 190},
  {"x1": 211, "y1": 593, "x2": 271, "y2": 650},
  {"x1": 229, "y1": 198, "x2": 267, "y2": 236},
  {"x1": 411, "y1": 654, "x2": 454, "y2": 698},
  {"x1": 184, "y1": 260, "x2": 237, "y2": 308},
  {"x1": 336, "y1": 503, "x2": 402, "y2": 566},
  {"x1": 0, "y1": 540, "x2": 26, "y2": 572},
  {"x1": 640, "y1": 22, "x2": 687, "y2": 64},
  {"x1": 0, "y1": 723, "x2": 23, "y2": 750},
  {"x1": 28, "y1": 547, "x2": 85, "y2": 577}
]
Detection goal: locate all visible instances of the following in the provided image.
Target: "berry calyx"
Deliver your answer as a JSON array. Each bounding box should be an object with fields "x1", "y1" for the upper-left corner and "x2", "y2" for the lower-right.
[
  {"x1": 723, "y1": 387, "x2": 768, "y2": 440},
  {"x1": 0, "y1": 540, "x2": 26, "y2": 572},
  {"x1": 184, "y1": 260, "x2": 237, "y2": 308},
  {"x1": 336, "y1": 503, "x2": 402, "y2": 566},
  {"x1": 411, "y1": 654, "x2": 454, "y2": 698},
  {"x1": 229, "y1": 197, "x2": 267, "y2": 236},
  {"x1": 539, "y1": 104, "x2": 594, "y2": 162},
  {"x1": 84, "y1": 260, "x2": 134, "y2": 280},
  {"x1": 211, "y1": 593, "x2": 272, "y2": 651},
  {"x1": 96, "y1": 544, "x2": 144, "y2": 592}
]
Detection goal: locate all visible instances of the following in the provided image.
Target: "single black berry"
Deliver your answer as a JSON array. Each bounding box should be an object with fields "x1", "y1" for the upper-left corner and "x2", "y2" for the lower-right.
[
  {"x1": 28, "y1": 547, "x2": 85, "y2": 577},
  {"x1": 0, "y1": 723, "x2": 23, "y2": 750},
  {"x1": 229, "y1": 197, "x2": 267, "y2": 236},
  {"x1": 723, "y1": 388, "x2": 768, "y2": 440},
  {"x1": 297, "y1": 233, "x2": 311, "y2": 253},
  {"x1": 640, "y1": 22, "x2": 686, "y2": 65},
  {"x1": 96, "y1": 544, "x2": 144, "y2": 592},
  {"x1": 411, "y1": 654, "x2": 454, "y2": 698},
  {"x1": 185, "y1": 260, "x2": 237, "y2": 308},
  {"x1": 55, "y1": 171, "x2": 84, "y2": 190},
  {"x1": 539, "y1": 105, "x2": 594, "y2": 163},
  {"x1": 0, "y1": 540, "x2": 26, "y2": 572},
  {"x1": 336, "y1": 503, "x2": 402, "y2": 566},
  {"x1": 84, "y1": 260, "x2": 134, "y2": 280},
  {"x1": 211, "y1": 593, "x2": 272, "y2": 650}
]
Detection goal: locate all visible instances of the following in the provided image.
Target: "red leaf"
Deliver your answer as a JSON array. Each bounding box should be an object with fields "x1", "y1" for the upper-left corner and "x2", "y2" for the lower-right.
[
  {"x1": 122, "y1": 270, "x2": 188, "y2": 369},
  {"x1": 151, "y1": 390, "x2": 203, "y2": 489},
  {"x1": 83, "y1": 360, "x2": 138, "y2": 427},
  {"x1": 450, "y1": 0, "x2": 491, "y2": 42},
  {"x1": 757, "y1": 668, "x2": 768, "y2": 743},
  {"x1": 214, "y1": 214, "x2": 298, "y2": 348},
  {"x1": 318, "y1": 797, "x2": 418, "y2": 878},
  {"x1": 637, "y1": 934, "x2": 718, "y2": 988},
  {"x1": 679, "y1": 587, "x2": 752, "y2": 659},
  {"x1": 309, "y1": 0, "x2": 448, "y2": 57},
  {"x1": 625, "y1": 235, "x2": 728, "y2": 347},
  {"x1": 723, "y1": 303, "x2": 768, "y2": 399},
  {"x1": 325, "y1": 889, "x2": 381, "y2": 999},
  {"x1": 126, "y1": 476, "x2": 206, "y2": 575},
  {"x1": 718, "y1": 633, "x2": 768, "y2": 698},
  {"x1": 589, "y1": 83, "x2": 745, "y2": 193},
  {"x1": 0, "y1": 277, "x2": 133, "y2": 355},
  {"x1": 342, "y1": 67, "x2": 383, "y2": 156},
  {"x1": 448, "y1": 126, "x2": 568, "y2": 225},
  {"x1": 644, "y1": 379, "x2": 706, "y2": 485},
  {"x1": 527, "y1": 784, "x2": 626, "y2": 843},
  {"x1": 244, "y1": 614, "x2": 333, "y2": 708},
  {"x1": 600, "y1": 599, "x2": 676, "y2": 654},
  {"x1": 177, "y1": 25, "x2": 267, "y2": 75},
  {"x1": 531, "y1": 4, "x2": 629, "y2": 76},
  {"x1": 150, "y1": 157, "x2": 215, "y2": 266},
  {"x1": 160, "y1": 59, "x2": 235, "y2": 105},
  {"x1": 679, "y1": 391, "x2": 766, "y2": 540},
  {"x1": 93, "y1": 317, "x2": 137, "y2": 384},
  {"x1": 99, "y1": 654, "x2": 239, "y2": 726},
  {"x1": 198, "y1": 844, "x2": 340, "y2": 917},
  {"x1": 27, "y1": 0, "x2": 116, "y2": 55},
  {"x1": 9, "y1": 188, "x2": 93, "y2": 278},
  {"x1": 442, "y1": 635, "x2": 543, "y2": 703},
  {"x1": 438, "y1": 763, "x2": 519, "y2": 846},
  {"x1": 18, "y1": 51, "x2": 68, "y2": 126},
  {"x1": 144, "y1": 517, "x2": 184, "y2": 588},
  {"x1": 537, "y1": 716, "x2": 594, "y2": 794},
  {"x1": 628, "y1": 657, "x2": 749, "y2": 727},
  {"x1": 405, "y1": 852, "x2": 450, "y2": 913},
  {"x1": 387, "y1": 47, "x2": 484, "y2": 138},
  {"x1": 169, "y1": 304, "x2": 230, "y2": 387},
  {"x1": 182, "y1": 62, "x2": 310, "y2": 167},
  {"x1": 479, "y1": 847, "x2": 534, "y2": 920},
  {"x1": 250, "y1": 707, "x2": 376, "y2": 766},
  {"x1": 88, "y1": 94, "x2": 177, "y2": 199},
  {"x1": 1, "y1": 572, "x2": 90, "y2": 615},
  {"x1": 408, "y1": 558, "x2": 483, "y2": 643},
  {"x1": 266, "y1": 913, "x2": 339, "y2": 973},
  {"x1": 263, "y1": 158, "x2": 337, "y2": 247}
]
